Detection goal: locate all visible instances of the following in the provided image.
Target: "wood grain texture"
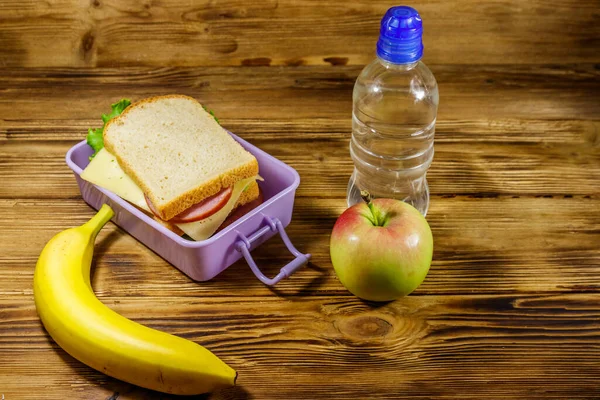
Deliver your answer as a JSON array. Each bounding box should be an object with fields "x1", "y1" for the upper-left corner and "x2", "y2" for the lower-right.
[
  {"x1": 0, "y1": 66, "x2": 598, "y2": 200},
  {"x1": 0, "y1": 196, "x2": 598, "y2": 299},
  {"x1": 0, "y1": 0, "x2": 599, "y2": 67},
  {"x1": 1, "y1": 293, "x2": 599, "y2": 399},
  {"x1": 0, "y1": 65, "x2": 599, "y2": 120},
  {"x1": 1, "y1": 0, "x2": 600, "y2": 398}
]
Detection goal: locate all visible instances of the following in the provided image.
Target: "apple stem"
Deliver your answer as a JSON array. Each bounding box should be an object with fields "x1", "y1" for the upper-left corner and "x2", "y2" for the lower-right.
[
  {"x1": 361, "y1": 190, "x2": 383, "y2": 226},
  {"x1": 360, "y1": 190, "x2": 372, "y2": 204},
  {"x1": 369, "y1": 202, "x2": 381, "y2": 226}
]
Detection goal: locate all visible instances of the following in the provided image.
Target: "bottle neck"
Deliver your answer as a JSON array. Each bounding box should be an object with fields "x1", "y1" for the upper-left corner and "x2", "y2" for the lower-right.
[{"x1": 377, "y1": 56, "x2": 419, "y2": 71}]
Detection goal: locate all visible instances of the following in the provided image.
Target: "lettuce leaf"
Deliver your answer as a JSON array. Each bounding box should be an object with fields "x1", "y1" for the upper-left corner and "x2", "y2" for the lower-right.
[
  {"x1": 203, "y1": 105, "x2": 219, "y2": 124},
  {"x1": 101, "y1": 99, "x2": 131, "y2": 124},
  {"x1": 86, "y1": 127, "x2": 104, "y2": 156},
  {"x1": 86, "y1": 99, "x2": 131, "y2": 159}
]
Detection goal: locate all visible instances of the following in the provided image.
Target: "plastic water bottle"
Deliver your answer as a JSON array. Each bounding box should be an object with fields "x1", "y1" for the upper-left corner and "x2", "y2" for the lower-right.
[{"x1": 347, "y1": 6, "x2": 439, "y2": 216}]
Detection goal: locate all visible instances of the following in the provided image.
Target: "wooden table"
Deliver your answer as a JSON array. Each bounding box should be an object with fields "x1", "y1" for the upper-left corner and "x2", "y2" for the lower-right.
[{"x1": 1, "y1": 1, "x2": 599, "y2": 399}]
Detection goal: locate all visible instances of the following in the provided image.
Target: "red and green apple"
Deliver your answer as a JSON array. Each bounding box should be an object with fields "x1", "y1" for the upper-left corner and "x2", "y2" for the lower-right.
[{"x1": 330, "y1": 198, "x2": 433, "y2": 302}]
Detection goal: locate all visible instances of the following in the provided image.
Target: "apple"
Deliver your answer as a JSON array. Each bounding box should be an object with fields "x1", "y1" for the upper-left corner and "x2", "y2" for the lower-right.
[{"x1": 330, "y1": 198, "x2": 433, "y2": 302}]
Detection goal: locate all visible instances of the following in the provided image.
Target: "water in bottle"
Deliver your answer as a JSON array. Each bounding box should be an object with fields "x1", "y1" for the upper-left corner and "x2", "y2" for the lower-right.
[{"x1": 347, "y1": 6, "x2": 439, "y2": 215}]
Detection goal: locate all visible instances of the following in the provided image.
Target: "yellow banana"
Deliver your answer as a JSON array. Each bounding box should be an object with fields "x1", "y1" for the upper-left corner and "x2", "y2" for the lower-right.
[{"x1": 33, "y1": 204, "x2": 236, "y2": 395}]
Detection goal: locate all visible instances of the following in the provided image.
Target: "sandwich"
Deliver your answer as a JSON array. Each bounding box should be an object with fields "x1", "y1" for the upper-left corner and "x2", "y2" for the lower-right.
[{"x1": 80, "y1": 95, "x2": 263, "y2": 241}]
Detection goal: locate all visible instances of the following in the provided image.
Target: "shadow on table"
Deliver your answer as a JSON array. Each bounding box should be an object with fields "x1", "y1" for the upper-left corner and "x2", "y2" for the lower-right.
[
  {"x1": 265, "y1": 260, "x2": 331, "y2": 299},
  {"x1": 90, "y1": 228, "x2": 123, "y2": 288}
]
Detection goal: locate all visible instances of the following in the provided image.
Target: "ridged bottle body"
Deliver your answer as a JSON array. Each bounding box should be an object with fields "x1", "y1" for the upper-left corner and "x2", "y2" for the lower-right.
[{"x1": 347, "y1": 58, "x2": 438, "y2": 215}]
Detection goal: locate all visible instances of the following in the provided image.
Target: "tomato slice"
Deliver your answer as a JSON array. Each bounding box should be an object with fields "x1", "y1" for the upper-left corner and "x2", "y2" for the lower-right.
[{"x1": 145, "y1": 186, "x2": 233, "y2": 223}]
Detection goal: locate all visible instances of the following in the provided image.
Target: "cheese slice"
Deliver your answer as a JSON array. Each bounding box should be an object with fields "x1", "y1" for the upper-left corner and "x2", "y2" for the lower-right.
[
  {"x1": 81, "y1": 148, "x2": 150, "y2": 212},
  {"x1": 80, "y1": 148, "x2": 258, "y2": 241}
]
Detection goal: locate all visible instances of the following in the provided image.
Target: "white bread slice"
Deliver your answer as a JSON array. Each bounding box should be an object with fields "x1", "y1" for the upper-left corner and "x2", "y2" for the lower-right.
[{"x1": 103, "y1": 95, "x2": 259, "y2": 221}]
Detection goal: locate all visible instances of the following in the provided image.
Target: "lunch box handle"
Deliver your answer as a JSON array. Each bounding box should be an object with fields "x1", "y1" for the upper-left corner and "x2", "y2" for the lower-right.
[{"x1": 235, "y1": 216, "x2": 310, "y2": 286}]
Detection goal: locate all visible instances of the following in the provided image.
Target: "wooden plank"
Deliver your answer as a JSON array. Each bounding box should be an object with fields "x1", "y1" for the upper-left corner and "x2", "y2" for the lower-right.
[
  {"x1": 1, "y1": 196, "x2": 598, "y2": 298},
  {"x1": 1, "y1": 132, "x2": 598, "y2": 199},
  {"x1": 2, "y1": 117, "x2": 599, "y2": 144},
  {"x1": 0, "y1": 66, "x2": 598, "y2": 198},
  {"x1": 0, "y1": 0, "x2": 599, "y2": 67},
  {"x1": 0, "y1": 65, "x2": 598, "y2": 120},
  {"x1": 0, "y1": 293, "x2": 598, "y2": 399}
]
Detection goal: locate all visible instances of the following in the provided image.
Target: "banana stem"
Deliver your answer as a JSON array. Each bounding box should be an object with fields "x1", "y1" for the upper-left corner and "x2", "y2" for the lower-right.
[{"x1": 82, "y1": 204, "x2": 115, "y2": 238}]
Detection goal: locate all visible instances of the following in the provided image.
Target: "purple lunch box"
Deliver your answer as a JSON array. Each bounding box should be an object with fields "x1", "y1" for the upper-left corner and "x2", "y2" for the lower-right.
[{"x1": 65, "y1": 133, "x2": 310, "y2": 285}]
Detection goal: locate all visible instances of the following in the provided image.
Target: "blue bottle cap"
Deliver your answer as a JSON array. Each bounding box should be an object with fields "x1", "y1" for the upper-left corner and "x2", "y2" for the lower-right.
[{"x1": 376, "y1": 6, "x2": 423, "y2": 64}]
